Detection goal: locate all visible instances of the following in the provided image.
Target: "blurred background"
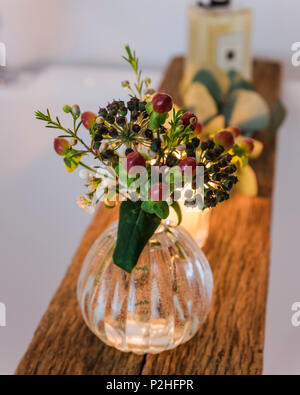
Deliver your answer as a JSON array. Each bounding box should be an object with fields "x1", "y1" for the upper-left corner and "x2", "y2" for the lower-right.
[{"x1": 0, "y1": 0, "x2": 300, "y2": 374}]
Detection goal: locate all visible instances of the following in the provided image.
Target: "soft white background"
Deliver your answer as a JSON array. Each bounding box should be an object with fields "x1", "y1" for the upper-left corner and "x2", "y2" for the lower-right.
[{"x1": 0, "y1": 0, "x2": 300, "y2": 375}]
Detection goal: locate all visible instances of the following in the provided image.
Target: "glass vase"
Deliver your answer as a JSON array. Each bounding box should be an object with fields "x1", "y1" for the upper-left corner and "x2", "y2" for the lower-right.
[{"x1": 77, "y1": 221, "x2": 213, "y2": 354}]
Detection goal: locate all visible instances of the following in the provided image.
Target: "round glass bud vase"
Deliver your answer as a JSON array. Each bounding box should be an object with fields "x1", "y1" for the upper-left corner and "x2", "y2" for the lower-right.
[{"x1": 77, "y1": 221, "x2": 213, "y2": 354}]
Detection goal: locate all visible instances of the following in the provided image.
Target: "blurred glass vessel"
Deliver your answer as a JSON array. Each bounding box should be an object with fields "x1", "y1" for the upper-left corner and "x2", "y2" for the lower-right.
[
  {"x1": 183, "y1": 0, "x2": 253, "y2": 90},
  {"x1": 77, "y1": 221, "x2": 213, "y2": 354}
]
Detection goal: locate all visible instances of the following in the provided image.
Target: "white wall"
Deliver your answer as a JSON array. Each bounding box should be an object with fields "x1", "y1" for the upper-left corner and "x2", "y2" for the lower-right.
[{"x1": 0, "y1": 0, "x2": 299, "y2": 76}]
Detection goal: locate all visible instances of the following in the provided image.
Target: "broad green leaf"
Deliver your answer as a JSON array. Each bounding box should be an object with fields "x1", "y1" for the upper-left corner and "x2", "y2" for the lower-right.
[
  {"x1": 113, "y1": 200, "x2": 161, "y2": 273},
  {"x1": 141, "y1": 200, "x2": 155, "y2": 214},
  {"x1": 192, "y1": 69, "x2": 223, "y2": 104}
]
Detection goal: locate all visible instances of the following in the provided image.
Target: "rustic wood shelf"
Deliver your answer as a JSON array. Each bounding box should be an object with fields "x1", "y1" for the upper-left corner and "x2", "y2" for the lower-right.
[{"x1": 15, "y1": 58, "x2": 282, "y2": 375}]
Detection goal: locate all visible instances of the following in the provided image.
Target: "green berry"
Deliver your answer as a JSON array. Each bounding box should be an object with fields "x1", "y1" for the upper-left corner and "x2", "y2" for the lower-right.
[{"x1": 62, "y1": 105, "x2": 72, "y2": 113}]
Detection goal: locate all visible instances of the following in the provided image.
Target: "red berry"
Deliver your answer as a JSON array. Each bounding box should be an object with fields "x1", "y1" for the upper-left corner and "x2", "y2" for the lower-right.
[
  {"x1": 54, "y1": 138, "x2": 70, "y2": 156},
  {"x1": 152, "y1": 93, "x2": 173, "y2": 114},
  {"x1": 124, "y1": 152, "x2": 146, "y2": 174},
  {"x1": 81, "y1": 111, "x2": 97, "y2": 129},
  {"x1": 180, "y1": 112, "x2": 198, "y2": 131},
  {"x1": 226, "y1": 126, "x2": 241, "y2": 137},
  {"x1": 214, "y1": 130, "x2": 234, "y2": 150},
  {"x1": 240, "y1": 138, "x2": 255, "y2": 154},
  {"x1": 149, "y1": 182, "x2": 169, "y2": 201},
  {"x1": 178, "y1": 157, "x2": 197, "y2": 176}
]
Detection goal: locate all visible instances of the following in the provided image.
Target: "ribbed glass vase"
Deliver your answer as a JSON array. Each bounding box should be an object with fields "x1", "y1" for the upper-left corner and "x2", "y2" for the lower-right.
[{"x1": 77, "y1": 221, "x2": 213, "y2": 354}]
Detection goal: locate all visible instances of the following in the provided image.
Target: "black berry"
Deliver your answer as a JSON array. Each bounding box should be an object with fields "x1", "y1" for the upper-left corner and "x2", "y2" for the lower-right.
[
  {"x1": 139, "y1": 101, "x2": 147, "y2": 111},
  {"x1": 116, "y1": 116, "x2": 126, "y2": 126},
  {"x1": 132, "y1": 124, "x2": 141, "y2": 133},
  {"x1": 125, "y1": 148, "x2": 134, "y2": 156},
  {"x1": 186, "y1": 142, "x2": 194, "y2": 151},
  {"x1": 109, "y1": 127, "x2": 118, "y2": 138},
  {"x1": 143, "y1": 129, "x2": 153, "y2": 139},
  {"x1": 201, "y1": 141, "x2": 208, "y2": 151},
  {"x1": 166, "y1": 154, "x2": 178, "y2": 167},
  {"x1": 119, "y1": 107, "x2": 128, "y2": 116},
  {"x1": 192, "y1": 137, "x2": 200, "y2": 148},
  {"x1": 98, "y1": 108, "x2": 107, "y2": 117},
  {"x1": 207, "y1": 139, "x2": 215, "y2": 149},
  {"x1": 106, "y1": 114, "x2": 115, "y2": 124}
]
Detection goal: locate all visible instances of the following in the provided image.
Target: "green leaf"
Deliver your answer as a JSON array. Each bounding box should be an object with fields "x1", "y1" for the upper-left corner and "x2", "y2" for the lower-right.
[
  {"x1": 268, "y1": 99, "x2": 286, "y2": 138},
  {"x1": 171, "y1": 201, "x2": 182, "y2": 226},
  {"x1": 192, "y1": 69, "x2": 223, "y2": 105},
  {"x1": 222, "y1": 96, "x2": 237, "y2": 126},
  {"x1": 142, "y1": 200, "x2": 170, "y2": 220},
  {"x1": 141, "y1": 200, "x2": 155, "y2": 214},
  {"x1": 63, "y1": 149, "x2": 82, "y2": 172},
  {"x1": 232, "y1": 144, "x2": 246, "y2": 157},
  {"x1": 228, "y1": 70, "x2": 255, "y2": 93},
  {"x1": 149, "y1": 111, "x2": 169, "y2": 130},
  {"x1": 238, "y1": 114, "x2": 270, "y2": 137},
  {"x1": 113, "y1": 200, "x2": 161, "y2": 273},
  {"x1": 153, "y1": 201, "x2": 169, "y2": 219}
]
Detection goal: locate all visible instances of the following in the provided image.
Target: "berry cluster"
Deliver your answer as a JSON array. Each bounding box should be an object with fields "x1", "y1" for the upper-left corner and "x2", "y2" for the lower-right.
[
  {"x1": 200, "y1": 138, "x2": 238, "y2": 207},
  {"x1": 36, "y1": 46, "x2": 250, "y2": 216},
  {"x1": 91, "y1": 97, "x2": 151, "y2": 157}
]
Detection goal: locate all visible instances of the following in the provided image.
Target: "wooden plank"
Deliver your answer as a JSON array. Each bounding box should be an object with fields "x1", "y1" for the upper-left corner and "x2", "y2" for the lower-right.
[
  {"x1": 142, "y1": 195, "x2": 270, "y2": 375},
  {"x1": 15, "y1": 58, "x2": 281, "y2": 375}
]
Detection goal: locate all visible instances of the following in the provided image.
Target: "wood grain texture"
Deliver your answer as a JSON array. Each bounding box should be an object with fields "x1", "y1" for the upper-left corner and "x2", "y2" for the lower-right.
[
  {"x1": 142, "y1": 195, "x2": 270, "y2": 375},
  {"x1": 15, "y1": 58, "x2": 281, "y2": 375}
]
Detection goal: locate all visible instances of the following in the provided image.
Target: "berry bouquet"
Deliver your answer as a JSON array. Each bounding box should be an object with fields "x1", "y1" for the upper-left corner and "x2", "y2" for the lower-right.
[{"x1": 36, "y1": 46, "x2": 252, "y2": 274}]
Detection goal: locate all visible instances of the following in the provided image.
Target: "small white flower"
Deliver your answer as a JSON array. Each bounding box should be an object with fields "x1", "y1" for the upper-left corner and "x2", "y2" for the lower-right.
[
  {"x1": 95, "y1": 163, "x2": 117, "y2": 201},
  {"x1": 99, "y1": 140, "x2": 109, "y2": 153},
  {"x1": 77, "y1": 195, "x2": 95, "y2": 214}
]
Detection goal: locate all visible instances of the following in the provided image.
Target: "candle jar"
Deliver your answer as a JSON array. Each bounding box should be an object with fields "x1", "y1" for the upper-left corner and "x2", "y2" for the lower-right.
[{"x1": 168, "y1": 205, "x2": 211, "y2": 248}]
